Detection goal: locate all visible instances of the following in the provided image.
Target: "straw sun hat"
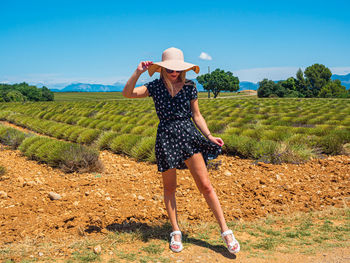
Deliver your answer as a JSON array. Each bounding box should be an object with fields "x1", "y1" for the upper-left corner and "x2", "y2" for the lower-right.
[{"x1": 148, "y1": 47, "x2": 200, "y2": 77}]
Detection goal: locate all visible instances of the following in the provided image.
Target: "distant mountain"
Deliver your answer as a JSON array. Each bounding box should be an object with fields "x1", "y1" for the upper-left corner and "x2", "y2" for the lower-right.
[
  {"x1": 332, "y1": 73, "x2": 350, "y2": 89},
  {"x1": 48, "y1": 73, "x2": 350, "y2": 92},
  {"x1": 58, "y1": 83, "x2": 124, "y2": 92},
  {"x1": 239, "y1": 81, "x2": 258, "y2": 91},
  {"x1": 50, "y1": 79, "x2": 203, "y2": 92}
]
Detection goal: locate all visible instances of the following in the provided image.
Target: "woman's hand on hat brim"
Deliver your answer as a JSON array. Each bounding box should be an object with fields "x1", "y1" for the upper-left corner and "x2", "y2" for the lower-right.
[{"x1": 137, "y1": 61, "x2": 154, "y2": 74}]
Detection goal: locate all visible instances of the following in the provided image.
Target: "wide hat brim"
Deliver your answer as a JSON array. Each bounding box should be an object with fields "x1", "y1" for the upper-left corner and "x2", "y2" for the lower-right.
[{"x1": 148, "y1": 61, "x2": 200, "y2": 77}]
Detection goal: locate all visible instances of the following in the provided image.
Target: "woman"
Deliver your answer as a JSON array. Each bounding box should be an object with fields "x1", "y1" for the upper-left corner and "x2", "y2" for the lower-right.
[{"x1": 122, "y1": 47, "x2": 240, "y2": 254}]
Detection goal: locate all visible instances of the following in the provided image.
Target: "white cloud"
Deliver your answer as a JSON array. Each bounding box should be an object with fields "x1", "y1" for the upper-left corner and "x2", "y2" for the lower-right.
[
  {"x1": 232, "y1": 67, "x2": 301, "y2": 83},
  {"x1": 199, "y1": 52, "x2": 212, "y2": 61},
  {"x1": 330, "y1": 67, "x2": 350, "y2": 75}
]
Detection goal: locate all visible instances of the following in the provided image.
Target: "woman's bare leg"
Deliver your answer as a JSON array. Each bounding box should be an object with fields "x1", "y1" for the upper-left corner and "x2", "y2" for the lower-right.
[
  {"x1": 184, "y1": 152, "x2": 233, "y2": 244},
  {"x1": 162, "y1": 168, "x2": 181, "y2": 246}
]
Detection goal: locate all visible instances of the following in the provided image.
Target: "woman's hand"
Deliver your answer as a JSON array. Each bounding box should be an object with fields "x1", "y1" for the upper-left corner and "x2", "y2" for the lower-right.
[
  {"x1": 136, "y1": 61, "x2": 153, "y2": 74},
  {"x1": 208, "y1": 135, "x2": 224, "y2": 147}
]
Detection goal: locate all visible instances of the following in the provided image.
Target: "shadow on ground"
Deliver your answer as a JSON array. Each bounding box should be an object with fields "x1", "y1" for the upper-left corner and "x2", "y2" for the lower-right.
[{"x1": 85, "y1": 218, "x2": 236, "y2": 259}]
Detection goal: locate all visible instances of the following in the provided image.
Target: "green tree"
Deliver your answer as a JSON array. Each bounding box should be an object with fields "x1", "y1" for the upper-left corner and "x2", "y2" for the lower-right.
[
  {"x1": 0, "y1": 82, "x2": 54, "y2": 102},
  {"x1": 197, "y1": 68, "x2": 239, "y2": 98},
  {"x1": 280, "y1": 77, "x2": 304, "y2": 97},
  {"x1": 41, "y1": 86, "x2": 54, "y2": 101},
  {"x1": 257, "y1": 79, "x2": 287, "y2": 97},
  {"x1": 15, "y1": 83, "x2": 41, "y2": 101},
  {"x1": 319, "y1": 79, "x2": 348, "y2": 98},
  {"x1": 6, "y1": 90, "x2": 26, "y2": 102},
  {"x1": 304, "y1": 64, "x2": 332, "y2": 97},
  {"x1": 295, "y1": 68, "x2": 311, "y2": 97}
]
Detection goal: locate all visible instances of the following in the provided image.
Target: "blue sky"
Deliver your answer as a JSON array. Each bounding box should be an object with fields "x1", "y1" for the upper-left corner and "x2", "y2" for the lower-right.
[{"x1": 1, "y1": 0, "x2": 350, "y2": 88}]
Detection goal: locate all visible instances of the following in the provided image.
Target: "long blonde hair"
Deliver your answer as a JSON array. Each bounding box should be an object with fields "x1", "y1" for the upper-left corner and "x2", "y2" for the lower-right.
[{"x1": 160, "y1": 67, "x2": 186, "y2": 96}]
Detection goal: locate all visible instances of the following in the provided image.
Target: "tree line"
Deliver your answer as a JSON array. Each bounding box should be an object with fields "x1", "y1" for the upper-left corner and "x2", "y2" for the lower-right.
[
  {"x1": 0, "y1": 82, "x2": 54, "y2": 102},
  {"x1": 257, "y1": 64, "x2": 349, "y2": 98}
]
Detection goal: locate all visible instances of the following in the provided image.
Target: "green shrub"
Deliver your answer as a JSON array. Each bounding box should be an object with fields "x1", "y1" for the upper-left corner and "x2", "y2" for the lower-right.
[
  {"x1": 47, "y1": 123, "x2": 64, "y2": 137},
  {"x1": 76, "y1": 129, "x2": 101, "y2": 144},
  {"x1": 18, "y1": 136, "x2": 43, "y2": 152},
  {"x1": 207, "y1": 120, "x2": 226, "y2": 133},
  {"x1": 110, "y1": 134, "x2": 142, "y2": 155},
  {"x1": 223, "y1": 127, "x2": 240, "y2": 135},
  {"x1": 110, "y1": 134, "x2": 130, "y2": 153},
  {"x1": 240, "y1": 128, "x2": 261, "y2": 140},
  {"x1": 317, "y1": 134, "x2": 343, "y2": 154},
  {"x1": 260, "y1": 128, "x2": 292, "y2": 141},
  {"x1": 286, "y1": 134, "x2": 318, "y2": 148},
  {"x1": 130, "y1": 136, "x2": 155, "y2": 160},
  {"x1": 41, "y1": 112, "x2": 55, "y2": 120},
  {"x1": 87, "y1": 119, "x2": 101, "y2": 129},
  {"x1": 52, "y1": 125, "x2": 72, "y2": 139},
  {"x1": 95, "y1": 120, "x2": 114, "y2": 131},
  {"x1": 111, "y1": 123, "x2": 124, "y2": 132},
  {"x1": 35, "y1": 140, "x2": 62, "y2": 164},
  {"x1": 130, "y1": 125, "x2": 147, "y2": 135},
  {"x1": 221, "y1": 134, "x2": 257, "y2": 158},
  {"x1": 19, "y1": 136, "x2": 101, "y2": 173},
  {"x1": 22, "y1": 137, "x2": 51, "y2": 160},
  {"x1": 62, "y1": 126, "x2": 78, "y2": 139},
  {"x1": 252, "y1": 140, "x2": 279, "y2": 160},
  {"x1": 146, "y1": 149, "x2": 156, "y2": 163},
  {"x1": 76, "y1": 117, "x2": 91, "y2": 127},
  {"x1": 96, "y1": 131, "x2": 119, "y2": 150},
  {"x1": 120, "y1": 123, "x2": 134, "y2": 134},
  {"x1": 277, "y1": 142, "x2": 317, "y2": 164},
  {"x1": 145, "y1": 118, "x2": 159, "y2": 127},
  {"x1": 121, "y1": 134, "x2": 143, "y2": 155},
  {"x1": 64, "y1": 115, "x2": 80, "y2": 125},
  {"x1": 0, "y1": 125, "x2": 30, "y2": 149},
  {"x1": 0, "y1": 110, "x2": 14, "y2": 120},
  {"x1": 142, "y1": 127, "x2": 157, "y2": 137},
  {"x1": 68, "y1": 127, "x2": 86, "y2": 142}
]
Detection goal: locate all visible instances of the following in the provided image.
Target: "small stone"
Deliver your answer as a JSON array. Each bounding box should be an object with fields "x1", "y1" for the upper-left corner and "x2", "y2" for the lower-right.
[
  {"x1": 0, "y1": 191, "x2": 8, "y2": 199},
  {"x1": 276, "y1": 174, "x2": 282, "y2": 181},
  {"x1": 105, "y1": 197, "x2": 111, "y2": 201},
  {"x1": 138, "y1": 195, "x2": 145, "y2": 200},
  {"x1": 93, "y1": 245, "x2": 102, "y2": 254},
  {"x1": 17, "y1": 176, "x2": 24, "y2": 185},
  {"x1": 73, "y1": 201, "x2": 79, "y2": 206},
  {"x1": 24, "y1": 181, "x2": 36, "y2": 187},
  {"x1": 38, "y1": 252, "x2": 44, "y2": 257},
  {"x1": 152, "y1": 195, "x2": 161, "y2": 201},
  {"x1": 48, "y1": 192, "x2": 61, "y2": 200},
  {"x1": 224, "y1": 170, "x2": 232, "y2": 176},
  {"x1": 85, "y1": 191, "x2": 90, "y2": 196}
]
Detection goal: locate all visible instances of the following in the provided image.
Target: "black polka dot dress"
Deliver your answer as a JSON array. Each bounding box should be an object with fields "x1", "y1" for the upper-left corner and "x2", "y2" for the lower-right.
[{"x1": 144, "y1": 77, "x2": 222, "y2": 172}]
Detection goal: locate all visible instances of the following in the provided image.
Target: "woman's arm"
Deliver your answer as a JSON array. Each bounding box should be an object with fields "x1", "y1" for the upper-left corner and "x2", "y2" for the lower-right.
[
  {"x1": 190, "y1": 99, "x2": 212, "y2": 138},
  {"x1": 122, "y1": 61, "x2": 153, "y2": 98},
  {"x1": 191, "y1": 99, "x2": 224, "y2": 146}
]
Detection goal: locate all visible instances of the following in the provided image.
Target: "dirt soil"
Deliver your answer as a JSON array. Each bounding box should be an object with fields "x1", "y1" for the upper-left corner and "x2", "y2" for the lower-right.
[{"x1": 0, "y1": 121, "x2": 350, "y2": 262}]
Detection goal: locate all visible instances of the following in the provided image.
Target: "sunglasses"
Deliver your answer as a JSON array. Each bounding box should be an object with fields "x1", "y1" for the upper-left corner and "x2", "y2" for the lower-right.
[{"x1": 165, "y1": 68, "x2": 183, "y2": 74}]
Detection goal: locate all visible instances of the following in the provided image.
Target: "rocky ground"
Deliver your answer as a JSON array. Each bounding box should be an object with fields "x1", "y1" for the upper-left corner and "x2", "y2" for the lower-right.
[{"x1": 0, "y1": 120, "x2": 349, "y2": 262}]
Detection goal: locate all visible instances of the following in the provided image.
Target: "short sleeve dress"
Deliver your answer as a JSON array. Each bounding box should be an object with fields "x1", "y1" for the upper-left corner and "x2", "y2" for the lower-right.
[{"x1": 144, "y1": 77, "x2": 222, "y2": 172}]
